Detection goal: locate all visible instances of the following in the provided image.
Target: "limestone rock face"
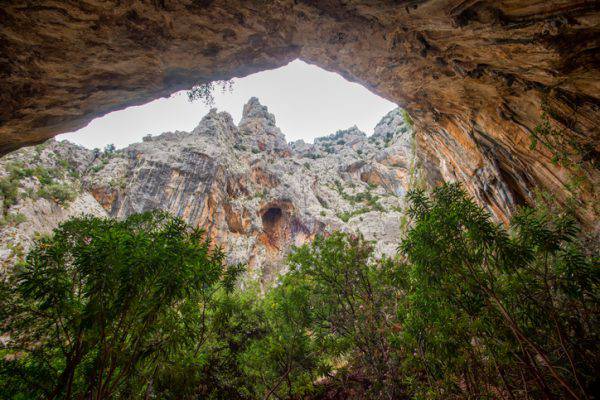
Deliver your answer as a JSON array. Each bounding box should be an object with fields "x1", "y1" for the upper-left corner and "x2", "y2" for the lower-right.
[
  {"x1": 1, "y1": 1, "x2": 598, "y2": 227},
  {"x1": 0, "y1": 142, "x2": 107, "y2": 270},
  {"x1": 1, "y1": 101, "x2": 416, "y2": 283}
]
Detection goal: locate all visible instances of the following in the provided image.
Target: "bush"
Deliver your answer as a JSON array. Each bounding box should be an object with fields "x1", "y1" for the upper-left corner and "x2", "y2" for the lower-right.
[
  {"x1": 1, "y1": 184, "x2": 596, "y2": 399},
  {"x1": 401, "y1": 109, "x2": 413, "y2": 128},
  {"x1": 103, "y1": 143, "x2": 116, "y2": 155},
  {"x1": 0, "y1": 212, "x2": 27, "y2": 227},
  {"x1": 397, "y1": 184, "x2": 599, "y2": 399},
  {"x1": 0, "y1": 211, "x2": 242, "y2": 399},
  {"x1": 0, "y1": 176, "x2": 19, "y2": 211},
  {"x1": 242, "y1": 233, "x2": 401, "y2": 398},
  {"x1": 37, "y1": 182, "x2": 77, "y2": 205}
]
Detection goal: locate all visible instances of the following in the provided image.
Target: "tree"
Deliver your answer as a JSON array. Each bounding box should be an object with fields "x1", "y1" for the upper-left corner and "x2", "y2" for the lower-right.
[
  {"x1": 242, "y1": 233, "x2": 403, "y2": 399},
  {"x1": 103, "y1": 143, "x2": 116, "y2": 155},
  {"x1": 0, "y1": 211, "x2": 241, "y2": 400},
  {"x1": 399, "y1": 183, "x2": 599, "y2": 399}
]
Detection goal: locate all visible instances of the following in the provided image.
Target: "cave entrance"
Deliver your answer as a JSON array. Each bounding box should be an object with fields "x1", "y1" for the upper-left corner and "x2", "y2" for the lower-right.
[
  {"x1": 260, "y1": 203, "x2": 293, "y2": 251},
  {"x1": 57, "y1": 59, "x2": 396, "y2": 150},
  {"x1": 262, "y1": 206, "x2": 284, "y2": 249},
  {"x1": 261, "y1": 207, "x2": 283, "y2": 232}
]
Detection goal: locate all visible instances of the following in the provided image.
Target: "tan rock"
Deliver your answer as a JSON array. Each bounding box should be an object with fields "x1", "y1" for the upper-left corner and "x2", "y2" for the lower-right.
[{"x1": 0, "y1": 1, "x2": 597, "y2": 227}]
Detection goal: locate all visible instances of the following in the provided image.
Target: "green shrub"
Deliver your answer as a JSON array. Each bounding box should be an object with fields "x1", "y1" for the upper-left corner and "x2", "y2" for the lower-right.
[
  {"x1": 304, "y1": 153, "x2": 322, "y2": 160},
  {"x1": 401, "y1": 109, "x2": 413, "y2": 128},
  {"x1": 243, "y1": 233, "x2": 401, "y2": 398},
  {"x1": 32, "y1": 165, "x2": 62, "y2": 185},
  {"x1": 397, "y1": 184, "x2": 599, "y2": 399},
  {"x1": 37, "y1": 183, "x2": 77, "y2": 205},
  {"x1": 0, "y1": 176, "x2": 19, "y2": 211},
  {"x1": 0, "y1": 212, "x2": 27, "y2": 227},
  {"x1": 0, "y1": 211, "x2": 242, "y2": 400},
  {"x1": 5, "y1": 162, "x2": 32, "y2": 179},
  {"x1": 103, "y1": 143, "x2": 116, "y2": 155},
  {"x1": 337, "y1": 206, "x2": 370, "y2": 222},
  {"x1": 1, "y1": 184, "x2": 596, "y2": 400}
]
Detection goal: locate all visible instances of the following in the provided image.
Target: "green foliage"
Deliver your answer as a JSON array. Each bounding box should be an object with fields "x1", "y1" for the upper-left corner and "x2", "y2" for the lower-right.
[
  {"x1": 303, "y1": 152, "x2": 322, "y2": 160},
  {"x1": 1, "y1": 184, "x2": 597, "y2": 399},
  {"x1": 187, "y1": 80, "x2": 234, "y2": 106},
  {"x1": 401, "y1": 109, "x2": 413, "y2": 128},
  {"x1": 334, "y1": 181, "x2": 385, "y2": 218},
  {"x1": 0, "y1": 162, "x2": 31, "y2": 214},
  {"x1": 90, "y1": 164, "x2": 104, "y2": 173},
  {"x1": 1, "y1": 159, "x2": 78, "y2": 216},
  {"x1": 100, "y1": 143, "x2": 116, "y2": 158},
  {"x1": 398, "y1": 184, "x2": 599, "y2": 399},
  {"x1": 0, "y1": 211, "x2": 242, "y2": 400},
  {"x1": 37, "y1": 182, "x2": 77, "y2": 205},
  {"x1": 0, "y1": 212, "x2": 27, "y2": 228},
  {"x1": 529, "y1": 112, "x2": 597, "y2": 170},
  {"x1": 337, "y1": 206, "x2": 370, "y2": 222},
  {"x1": 323, "y1": 143, "x2": 334, "y2": 154},
  {"x1": 243, "y1": 233, "x2": 402, "y2": 398},
  {"x1": 0, "y1": 175, "x2": 19, "y2": 213},
  {"x1": 152, "y1": 283, "x2": 262, "y2": 400}
]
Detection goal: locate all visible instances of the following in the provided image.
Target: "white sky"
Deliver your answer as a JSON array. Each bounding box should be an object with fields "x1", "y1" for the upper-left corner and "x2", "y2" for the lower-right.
[{"x1": 58, "y1": 59, "x2": 397, "y2": 149}]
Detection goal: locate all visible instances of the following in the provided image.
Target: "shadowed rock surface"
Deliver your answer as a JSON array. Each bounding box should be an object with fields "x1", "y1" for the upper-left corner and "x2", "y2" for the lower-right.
[{"x1": 0, "y1": 1, "x2": 598, "y2": 227}]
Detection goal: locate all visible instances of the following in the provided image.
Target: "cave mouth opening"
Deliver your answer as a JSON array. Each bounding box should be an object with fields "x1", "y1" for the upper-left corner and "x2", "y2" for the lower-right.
[
  {"x1": 56, "y1": 59, "x2": 396, "y2": 151},
  {"x1": 262, "y1": 207, "x2": 283, "y2": 231},
  {"x1": 261, "y1": 206, "x2": 287, "y2": 249}
]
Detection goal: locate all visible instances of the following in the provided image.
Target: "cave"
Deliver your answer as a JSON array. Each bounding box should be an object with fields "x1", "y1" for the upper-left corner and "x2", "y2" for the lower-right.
[
  {"x1": 0, "y1": 1, "x2": 598, "y2": 226},
  {"x1": 261, "y1": 206, "x2": 286, "y2": 249},
  {"x1": 262, "y1": 206, "x2": 283, "y2": 231}
]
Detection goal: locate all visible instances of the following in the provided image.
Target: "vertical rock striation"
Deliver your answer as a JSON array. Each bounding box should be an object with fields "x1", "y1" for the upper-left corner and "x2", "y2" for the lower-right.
[
  {"x1": 0, "y1": 1, "x2": 598, "y2": 226},
  {"x1": 1, "y1": 100, "x2": 417, "y2": 283}
]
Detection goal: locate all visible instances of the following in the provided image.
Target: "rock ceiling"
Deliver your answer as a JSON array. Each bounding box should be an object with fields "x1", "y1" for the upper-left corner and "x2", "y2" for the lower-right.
[{"x1": 0, "y1": 1, "x2": 598, "y2": 226}]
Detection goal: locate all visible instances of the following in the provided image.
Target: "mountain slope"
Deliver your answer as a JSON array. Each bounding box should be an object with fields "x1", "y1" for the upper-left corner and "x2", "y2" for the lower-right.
[{"x1": 1, "y1": 99, "x2": 417, "y2": 283}]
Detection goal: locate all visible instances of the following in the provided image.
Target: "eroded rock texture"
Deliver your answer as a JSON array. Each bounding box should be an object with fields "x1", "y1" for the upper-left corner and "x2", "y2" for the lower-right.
[
  {"x1": 1, "y1": 100, "x2": 416, "y2": 282},
  {"x1": 1, "y1": 1, "x2": 598, "y2": 226}
]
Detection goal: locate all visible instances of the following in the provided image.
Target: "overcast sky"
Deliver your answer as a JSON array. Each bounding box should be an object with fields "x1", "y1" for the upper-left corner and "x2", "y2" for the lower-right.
[{"x1": 58, "y1": 60, "x2": 397, "y2": 149}]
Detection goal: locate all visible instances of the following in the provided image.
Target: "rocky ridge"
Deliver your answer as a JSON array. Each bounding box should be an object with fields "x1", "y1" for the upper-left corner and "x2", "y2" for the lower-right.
[{"x1": 0, "y1": 99, "x2": 417, "y2": 283}]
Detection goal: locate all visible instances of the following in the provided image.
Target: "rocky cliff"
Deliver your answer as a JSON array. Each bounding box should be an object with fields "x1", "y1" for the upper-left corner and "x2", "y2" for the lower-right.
[
  {"x1": 1, "y1": 1, "x2": 598, "y2": 229},
  {"x1": 1, "y1": 99, "x2": 417, "y2": 283}
]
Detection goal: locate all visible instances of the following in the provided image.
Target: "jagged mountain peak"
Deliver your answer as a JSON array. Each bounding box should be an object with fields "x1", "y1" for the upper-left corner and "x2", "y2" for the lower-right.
[{"x1": 241, "y1": 97, "x2": 276, "y2": 126}]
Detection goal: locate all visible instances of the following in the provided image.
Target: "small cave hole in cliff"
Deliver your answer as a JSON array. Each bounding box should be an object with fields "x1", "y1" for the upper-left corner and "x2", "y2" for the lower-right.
[
  {"x1": 261, "y1": 207, "x2": 284, "y2": 248},
  {"x1": 262, "y1": 207, "x2": 282, "y2": 231}
]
